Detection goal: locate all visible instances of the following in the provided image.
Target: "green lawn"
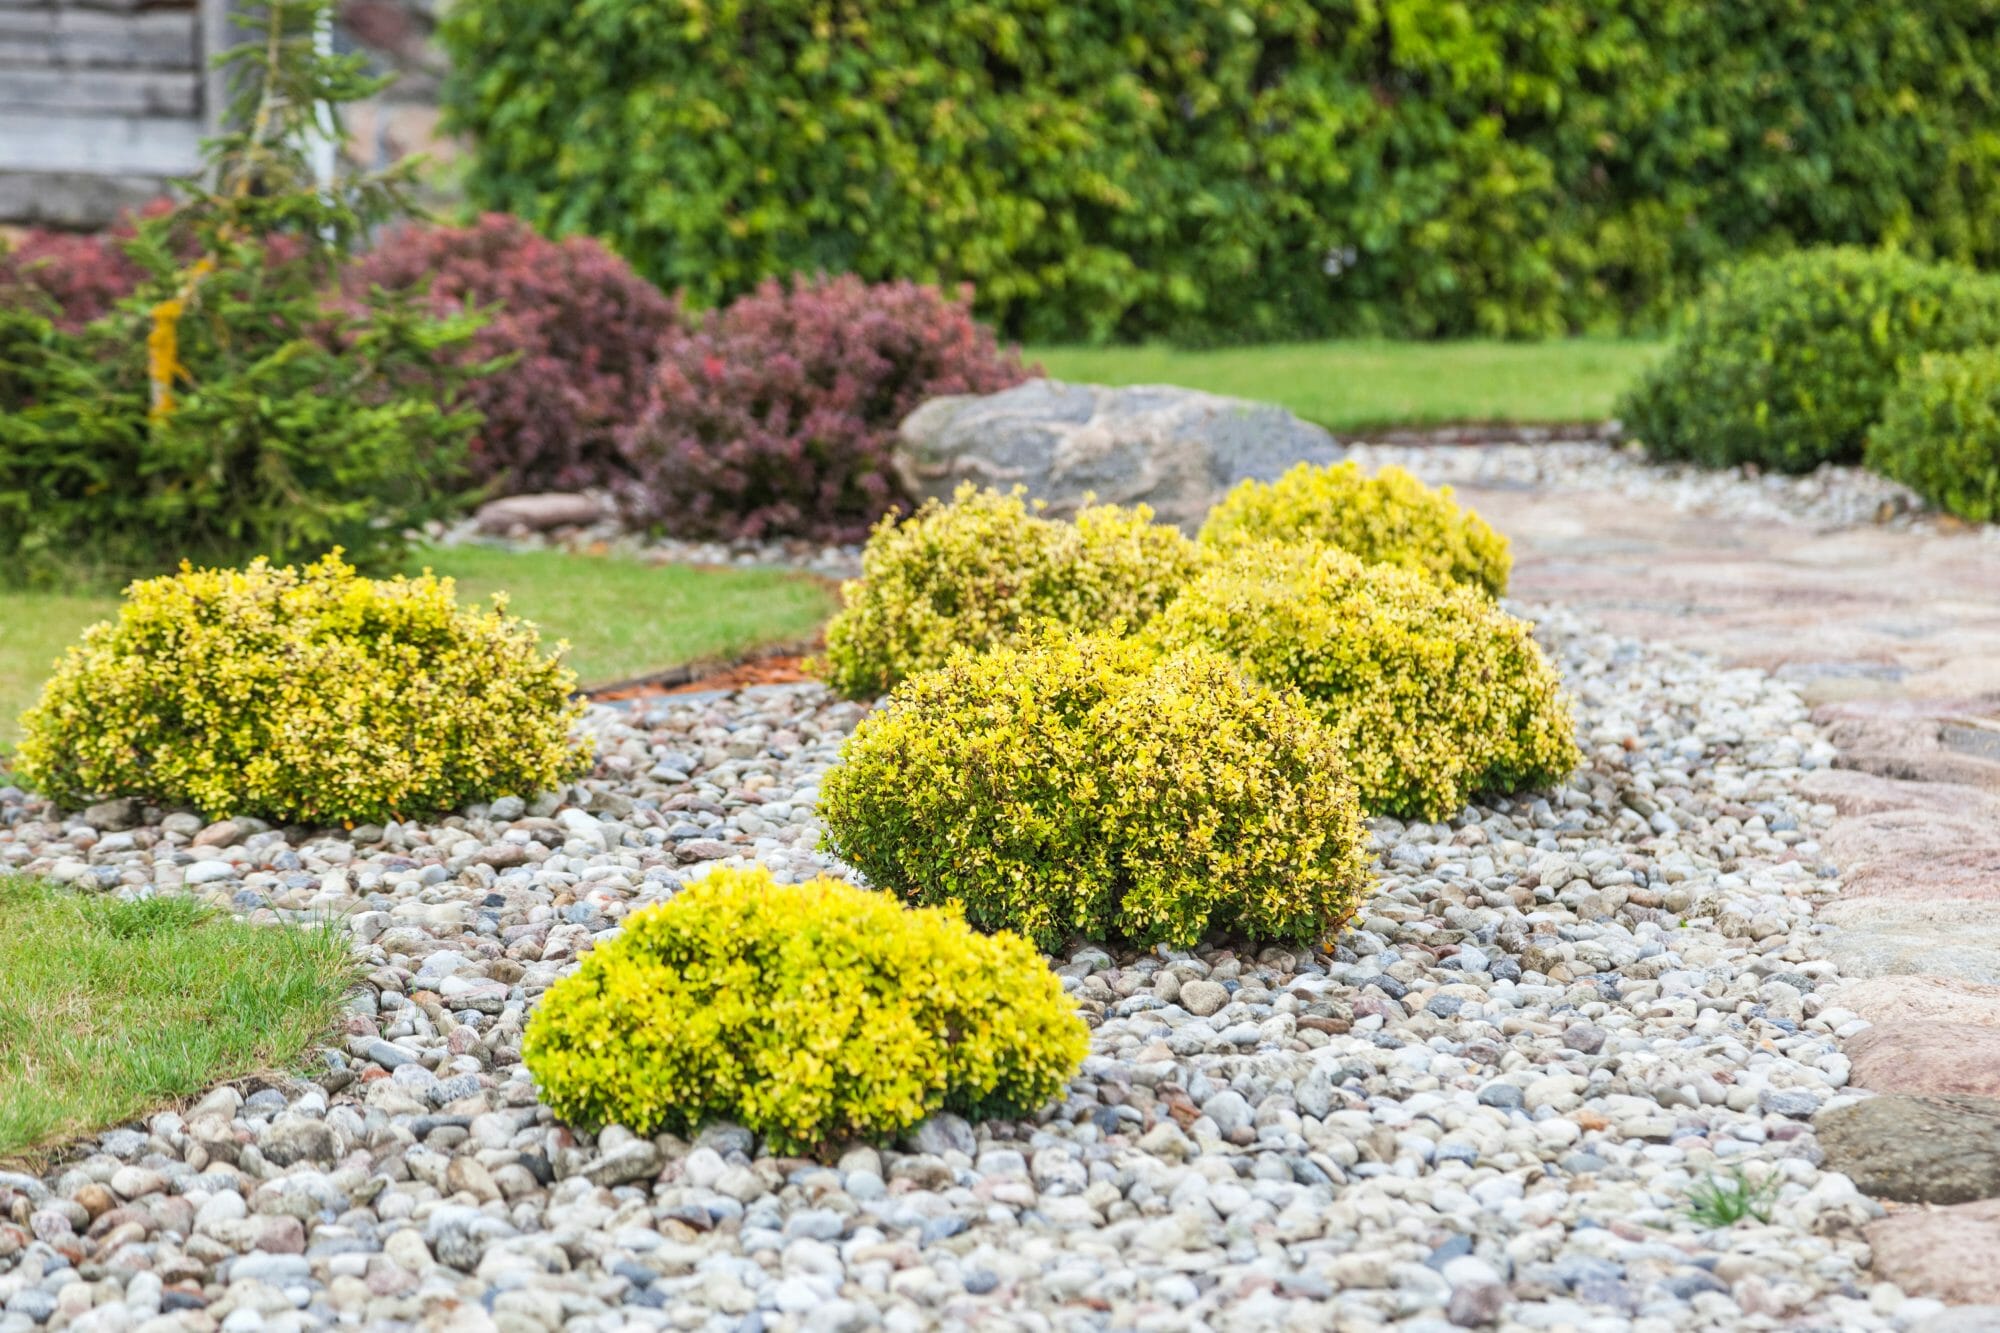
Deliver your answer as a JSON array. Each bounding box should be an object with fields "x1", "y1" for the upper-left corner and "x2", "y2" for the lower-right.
[
  {"x1": 1029, "y1": 337, "x2": 1667, "y2": 432},
  {"x1": 410, "y1": 545, "x2": 837, "y2": 688},
  {"x1": 0, "y1": 876, "x2": 356, "y2": 1161},
  {"x1": 0, "y1": 587, "x2": 120, "y2": 755},
  {"x1": 1, "y1": 548, "x2": 838, "y2": 752}
]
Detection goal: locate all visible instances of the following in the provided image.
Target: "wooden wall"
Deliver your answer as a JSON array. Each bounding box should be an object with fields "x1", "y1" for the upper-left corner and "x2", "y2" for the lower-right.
[{"x1": 0, "y1": 0, "x2": 217, "y2": 228}]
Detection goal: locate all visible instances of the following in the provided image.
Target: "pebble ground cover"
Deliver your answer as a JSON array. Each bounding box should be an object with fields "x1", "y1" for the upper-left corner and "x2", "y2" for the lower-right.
[{"x1": 0, "y1": 457, "x2": 1963, "y2": 1333}]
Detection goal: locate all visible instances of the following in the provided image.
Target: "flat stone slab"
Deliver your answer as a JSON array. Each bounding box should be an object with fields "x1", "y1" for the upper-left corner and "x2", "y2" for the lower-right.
[
  {"x1": 1847, "y1": 1022, "x2": 2000, "y2": 1097},
  {"x1": 1912, "y1": 1309, "x2": 2000, "y2": 1333},
  {"x1": 1457, "y1": 483, "x2": 2000, "y2": 702},
  {"x1": 1813, "y1": 696, "x2": 2000, "y2": 792},
  {"x1": 1816, "y1": 902, "x2": 2000, "y2": 987},
  {"x1": 1819, "y1": 808, "x2": 2000, "y2": 901},
  {"x1": 1834, "y1": 976, "x2": 2000, "y2": 1029},
  {"x1": 1798, "y1": 768, "x2": 2000, "y2": 819},
  {"x1": 1816, "y1": 1094, "x2": 2000, "y2": 1204},
  {"x1": 1867, "y1": 1200, "x2": 2000, "y2": 1306}
]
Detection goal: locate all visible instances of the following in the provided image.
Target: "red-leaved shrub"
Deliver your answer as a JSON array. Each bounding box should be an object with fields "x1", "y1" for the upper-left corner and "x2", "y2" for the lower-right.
[
  {"x1": 616, "y1": 275, "x2": 1034, "y2": 542},
  {"x1": 350, "y1": 214, "x2": 683, "y2": 494},
  {"x1": 0, "y1": 229, "x2": 145, "y2": 331},
  {"x1": 0, "y1": 201, "x2": 271, "y2": 332}
]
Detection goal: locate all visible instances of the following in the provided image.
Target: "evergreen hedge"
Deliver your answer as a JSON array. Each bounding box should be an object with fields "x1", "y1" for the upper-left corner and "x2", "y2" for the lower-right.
[
  {"x1": 1618, "y1": 250, "x2": 2000, "y2": 472},
  {"x1": 439, "y1": 0, "x2": 2000, "y2": 342}
]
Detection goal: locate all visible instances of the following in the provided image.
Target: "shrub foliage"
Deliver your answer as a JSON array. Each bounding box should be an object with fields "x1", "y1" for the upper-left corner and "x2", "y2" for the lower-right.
[
  {"x1": 1201, "y1": 462, "x2": 1511, "y2": 596},
  {"x1": 351, "y1": 215, "x2": 684, "y2": 496},
  {"x1": 1619, "y1": 249, "x2": 2000, "y2": 473},
  {"x1": 817, "y1": 485, "x2": 1200, "y2": 698},
  {"x1": 616, "y1": 276, "x2": 1030, "y2": 542},
  {"x1": 522, "y1": 866, "x2": 1087, "y2": 1154},
  {"x1": 0, "y1": 246, "x2": 478, "y2": 586},
  {"x1": 441, "y1": 0, "x2": 2000, "y2": 342},
  {"x1": 0, "y1": 226, "x2": 146, "y2": 332},
  {"x1": 16, "y1": 553, "x2": 588, "y2": 824},
  {"x1": 819, "y1": 631, "x2": 1373, "y2": 951},
  {"x1": 1870, "y1": 351, "x2": 2000, "y2": 524},
  {"x1": 0, "y1": 0, "x2": 481, "y2": 585},
  {"x1": 1146, "y1": 542, "x2": 1577, "y2": 821}
]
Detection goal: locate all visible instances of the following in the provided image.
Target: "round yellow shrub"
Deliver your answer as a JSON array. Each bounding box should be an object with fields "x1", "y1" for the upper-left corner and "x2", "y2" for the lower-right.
[
  {"x1": 521, "y1": 865, "x2": 1087, "y2": 1153},
  {"x1": 1199, "y1": 461, "x2": 1511, "y2": 595},
  {"x1": 1145, "y1": 542, "x2": 1576, "y2": 820},
  {"x1": 818, "y1": 630, "x2": 1373, "y2": 951},
  {"x1": 816, "y1": 483, "x2": 1200, "y2": 697},
  {"x1": 16, "y1": 552, "x2": 588, "y2": 824}
]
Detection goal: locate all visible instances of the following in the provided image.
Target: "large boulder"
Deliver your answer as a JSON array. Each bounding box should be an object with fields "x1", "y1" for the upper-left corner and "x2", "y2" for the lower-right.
[{"x1": 895, "y1": 379, "x2": 1341, "y2": 531}]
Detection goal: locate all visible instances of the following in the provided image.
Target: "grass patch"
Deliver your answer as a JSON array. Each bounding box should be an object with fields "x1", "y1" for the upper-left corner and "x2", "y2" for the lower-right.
[
  {"x1": 0, "y1": 586, "x2": 121, "y2": 758},
  {"x1": 1684, "y1": 1167, "x2": 1780, "y2": 1227},
  {"x1": 1028, "y1": 337, "x2": 1668, "y2": 433},
  {"x1": 0, "y1": 548, "x2": 839, "y2": 753},
  {"x1": 411, "y1": 545, "x2": 838, "y2": 689},
  {"x1": 0, "y1": 875, "x2": 356, "y2": 1162}
]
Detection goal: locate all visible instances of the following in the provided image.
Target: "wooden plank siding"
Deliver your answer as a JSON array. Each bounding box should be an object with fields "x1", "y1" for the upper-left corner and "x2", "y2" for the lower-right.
[
  {"x1": 0, "y1": 0, "x2": 212, "y2": 225},
  {"x1": 0, "y1": 68, "x2": 201, "y2": 115}
]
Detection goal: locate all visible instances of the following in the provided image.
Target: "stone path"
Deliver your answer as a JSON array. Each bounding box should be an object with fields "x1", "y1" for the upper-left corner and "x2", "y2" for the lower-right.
[{"x1": 1391, "y1": 448, "x2": 2000, "y2": 1316}]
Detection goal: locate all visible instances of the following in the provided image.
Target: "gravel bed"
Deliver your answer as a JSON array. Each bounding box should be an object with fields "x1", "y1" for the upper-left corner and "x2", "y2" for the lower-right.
[
  {"x1": 1343, "y1": 440, "x2": 1963, "y2": 537},
  {"x1": 0, "y1": 611, "x2": 1938, "y2": 1333}
]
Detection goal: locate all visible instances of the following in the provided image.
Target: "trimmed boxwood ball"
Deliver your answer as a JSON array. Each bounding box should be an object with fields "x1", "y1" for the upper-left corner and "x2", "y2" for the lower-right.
[
  {"x1": 15, "y1": 552, "x2": 587, "y2": 825},
  {"x1": 1200, "y1": 461, "x2": 1511, "y2": 596},
  {"x1": 521, "y1": 866, "x2": 1087, "y2": 1153},
  {"x1": 819, "y1": 630, "x2": 1373, "y2": 951},
  {"x1": 1870, "y1": 349, "x2": 2000, "y2": 523},
  {"x1": 816, "y1": 484, "x2": 1201, "y2": 699},
  {"x1": 1618, "y1": 248, "x2": 2000, "y2": 473},
  {"x1": 1146, "y1": 542, "x2": 1578, "y2": 821}
]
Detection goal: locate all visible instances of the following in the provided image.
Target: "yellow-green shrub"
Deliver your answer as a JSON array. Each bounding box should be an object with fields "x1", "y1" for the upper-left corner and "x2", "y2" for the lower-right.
[
  {"x1": 521, "y1": 866, "x2": 1087, "y2": 1153},
  {"x1": 16, "y1": 552, "x2": 587, "y2": 824},
  {"x1": 816, "y1": 484, "x2": 1200, "y2": 698},
  {"x1": 1199, "y1": 462, "x2": 1511, "y2": 596},
  {"x1": 1146, "y1": 542, "x2": 1576, "y2": 820},
  {"x1": 818, "y1": 630, "x2": 1372, "y2": 951}
]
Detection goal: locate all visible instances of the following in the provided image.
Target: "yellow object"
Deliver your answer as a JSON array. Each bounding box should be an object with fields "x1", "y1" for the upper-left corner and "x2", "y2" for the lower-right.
[
  {"x1": 521, "y1": 866, "x2": 1088, "y2": 1153},
  {"x1": 1145, "y1": 541, "x2": 1576, "y2": 820},
  {"x1": 144, "y1": 256, "x2": 216, "y2": 423},
  {"x1": 1200, "y1": 461, "x2": 1512, "y2": 596},
  {"x1": 819, "y1": 629, "x2": 1372, "y2": 950},
  {"x1": 16, "y1": 551, "x2": 587, "y2": 823},
  {"x1": 144, "y1": 297, "x2": 186, "y2": 422},
  {"x1": 816, "y1": 484, "x2": 1199, "y2": 698}
]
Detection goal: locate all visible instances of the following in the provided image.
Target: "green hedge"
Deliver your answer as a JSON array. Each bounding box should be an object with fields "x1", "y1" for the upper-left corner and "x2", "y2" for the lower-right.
[
  {"x1": 440, "y1": 0, "x2": 2000, "y2": 343},
  {"x1": 1617, "y1": 249, "x2": 2000, "y2": 472},
  {"x1": 1870, "y1": 350, "x2": 2000, "y2": 523}
]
